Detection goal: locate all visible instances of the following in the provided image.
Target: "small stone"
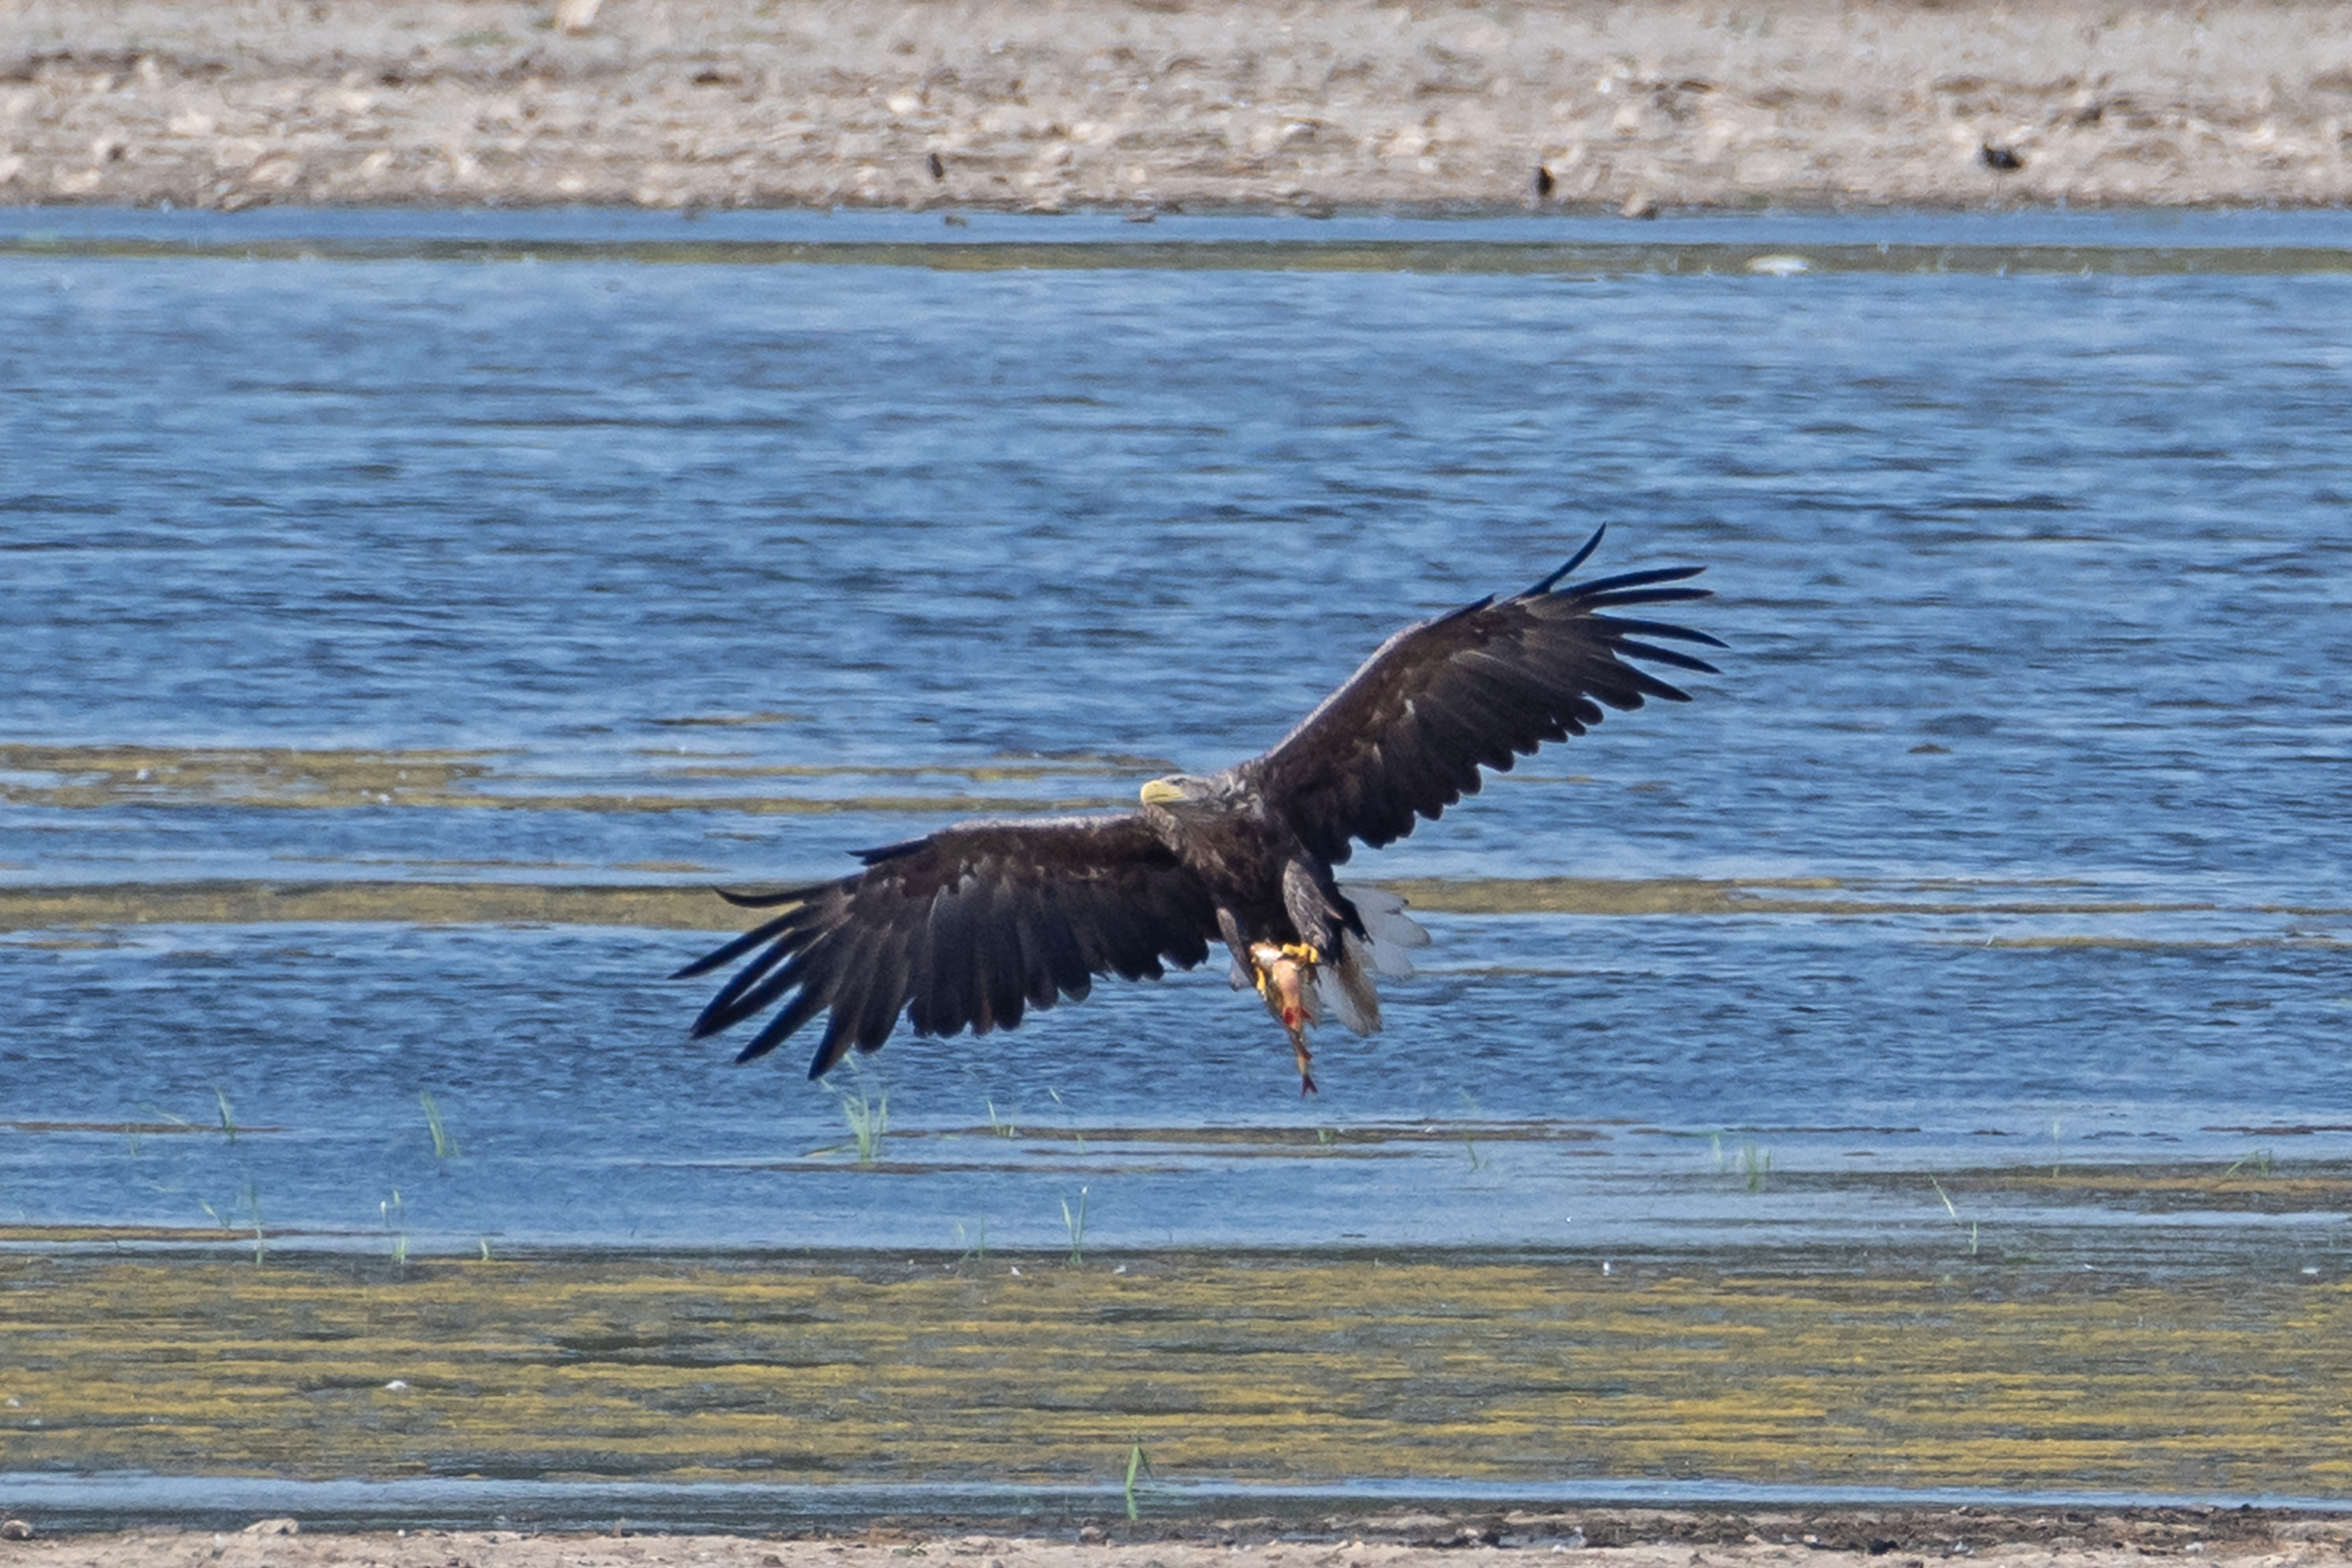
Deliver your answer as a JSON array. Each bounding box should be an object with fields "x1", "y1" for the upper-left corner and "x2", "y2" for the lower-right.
[
  {"x1": 1078, "y1": 1526, "x2": 1107, "y2": 1544},
  {"x1": 242, "y1": 1518, "x2": 300, "y2": 1537},
  {"x1": 1620, "y1": 192, "x2": 1659, "y2": 219},
  {"x1": 1, "y1": 1519, "x2": 33, "y2": 1541}
]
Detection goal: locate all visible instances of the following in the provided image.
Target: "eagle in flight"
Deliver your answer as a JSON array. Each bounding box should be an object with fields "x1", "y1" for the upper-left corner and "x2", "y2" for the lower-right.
[{"x1": 676, "y1": 529, "x2": 1720, "y2": 1093}]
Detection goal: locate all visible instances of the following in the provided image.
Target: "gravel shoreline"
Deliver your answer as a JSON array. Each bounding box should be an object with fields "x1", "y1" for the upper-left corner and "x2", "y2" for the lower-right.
[
  {"x1": 8, "y1": 1509, "x2": 2352, "y2": 1567},
  {"x1": 5, "y1": 1, "x2": 2352, "y2": 214}
]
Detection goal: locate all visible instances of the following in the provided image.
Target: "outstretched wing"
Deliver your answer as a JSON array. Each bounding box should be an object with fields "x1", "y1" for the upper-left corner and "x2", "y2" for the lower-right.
[
  {"x1": 672, "y1": 813, "x2": 1219, "y2": 1079},
  {"x1": 1239, "y1": 527, "x2": 1722, "y2": 864}
]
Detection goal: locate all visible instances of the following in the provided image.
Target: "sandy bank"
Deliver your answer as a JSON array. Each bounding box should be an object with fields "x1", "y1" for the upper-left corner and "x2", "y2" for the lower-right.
[
  {"x1": 9, "y1": 1513, "x2": 2352, "y2": 1568},
  {"x1": 4, "y1": 1, "x2": 2351, "y2": 214}
]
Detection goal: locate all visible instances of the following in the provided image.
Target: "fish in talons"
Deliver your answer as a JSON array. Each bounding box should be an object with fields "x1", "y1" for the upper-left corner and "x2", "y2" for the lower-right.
[{"x1": 1250, "y1": 939, "x2": 1325, "y2": 1094}]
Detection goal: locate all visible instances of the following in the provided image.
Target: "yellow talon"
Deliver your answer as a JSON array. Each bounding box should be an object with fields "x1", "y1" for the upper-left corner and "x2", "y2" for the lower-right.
[{"x1": 1247, "y1": 941, "x2": 1322, "y2": 1000}]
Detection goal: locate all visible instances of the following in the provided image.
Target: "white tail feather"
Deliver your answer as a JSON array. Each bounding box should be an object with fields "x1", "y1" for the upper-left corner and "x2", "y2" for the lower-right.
[
  {"x1": 1315, "y1": 930, "x2": 1386, "y2": 1036},
  {"x1": 1341, "y1": 883, "x2": 1429, "y2": 977}
]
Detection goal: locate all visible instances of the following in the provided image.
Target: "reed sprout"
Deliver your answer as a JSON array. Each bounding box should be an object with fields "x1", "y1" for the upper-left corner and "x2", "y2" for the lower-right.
[
  {"x1": 1929, "y1": 1173, "x2": 1980, "y2": 1256},
  {"x1": 1707, "y1": 1131, "x2": 1771, "y2": 1188},
  {"x1": 1049, "y1": 1086, "x2": 1086, "y2": 1152},
  {"x1": 202, "y1": 1183, "x2": 267, "y2": 1264},
  {"x1": 1123, "y1": 1442, "x2": 1151, "y2": 1521},
  {"x1": 830, "y1": 1069, "x2": 889, "y2": 1165},
  {"x1": 420, "y1": 1092, "x2": 460, "y2": 1160},
  {"x1": 1061, "y1": 1186, "x2": 1090, "y2": 1266},
  {"x1": 381, "y1": 1188, "x2": 408, "y2": 1267},
  {"x1": 2223, "y1": 1147, "x2": 2275, "y2": 1179}
]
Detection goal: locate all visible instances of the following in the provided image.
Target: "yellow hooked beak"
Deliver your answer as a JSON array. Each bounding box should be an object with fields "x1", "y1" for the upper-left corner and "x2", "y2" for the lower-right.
[{"x1": 1139, "y1": 778, "x2": 1185, "y2": 806}]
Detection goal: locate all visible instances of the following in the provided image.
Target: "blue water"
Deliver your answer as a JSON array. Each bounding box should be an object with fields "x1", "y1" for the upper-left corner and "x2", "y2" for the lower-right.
[
  {"x1": 3, "y1": 212, "x2": 2349, "y2": 1258},
  {"x1": 8, "y1": 1469, "x2": 2351, "y2": 1535}
]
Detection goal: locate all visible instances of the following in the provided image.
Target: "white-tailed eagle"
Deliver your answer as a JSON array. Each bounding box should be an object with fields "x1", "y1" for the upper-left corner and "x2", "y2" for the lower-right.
[{"x1": 675, "y1": 529, "x2": 1721, "y2": 1092}]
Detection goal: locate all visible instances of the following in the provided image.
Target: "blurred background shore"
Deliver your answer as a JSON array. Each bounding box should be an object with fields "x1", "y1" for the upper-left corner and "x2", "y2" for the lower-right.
[{"x1": 4, "y1": 0, "x2": 2350, "y2": 215}]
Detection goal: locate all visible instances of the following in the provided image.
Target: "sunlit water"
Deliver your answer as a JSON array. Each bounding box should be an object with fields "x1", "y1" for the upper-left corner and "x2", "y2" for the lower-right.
[{"x1": 3, "y1": 210, "x2": 2349, "y2": 1260}]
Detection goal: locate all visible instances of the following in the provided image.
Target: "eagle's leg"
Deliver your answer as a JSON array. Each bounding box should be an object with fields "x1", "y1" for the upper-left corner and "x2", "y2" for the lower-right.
[{"x1": 1249, "y1": 941, "x2": 1324, "y2": 1096}]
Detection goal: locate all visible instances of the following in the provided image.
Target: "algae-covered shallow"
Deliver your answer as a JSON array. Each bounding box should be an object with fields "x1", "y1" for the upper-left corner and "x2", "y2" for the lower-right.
[{"x1": 7, "y1": 1250, "x2": 2352, "y2": 1503}]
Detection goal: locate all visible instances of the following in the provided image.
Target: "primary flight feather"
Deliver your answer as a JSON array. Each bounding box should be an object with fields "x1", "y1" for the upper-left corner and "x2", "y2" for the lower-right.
[{"x1": 674, "y1": 527, "x2": 1722, "y2": 1092}]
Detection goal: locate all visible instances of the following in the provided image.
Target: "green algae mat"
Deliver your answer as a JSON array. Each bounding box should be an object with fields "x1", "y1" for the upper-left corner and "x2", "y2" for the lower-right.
[
  {"x1": 0, "y1": 875, "x2": 2227, "y2": 933},
  {"x1": 4, "y1": 1252, "x2": 2349, "y2": 1497}
]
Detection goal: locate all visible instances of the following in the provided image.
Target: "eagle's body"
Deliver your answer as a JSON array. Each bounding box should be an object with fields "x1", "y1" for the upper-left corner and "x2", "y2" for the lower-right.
[{"x1": 676, "y1": 530, "x2": 1721, "y2": 1092}]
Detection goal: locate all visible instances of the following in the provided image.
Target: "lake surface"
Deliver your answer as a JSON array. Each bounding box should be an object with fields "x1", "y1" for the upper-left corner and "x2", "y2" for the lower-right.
[{"x1": 3, "y1": 208, "x2": 2349, "y2": 1264}]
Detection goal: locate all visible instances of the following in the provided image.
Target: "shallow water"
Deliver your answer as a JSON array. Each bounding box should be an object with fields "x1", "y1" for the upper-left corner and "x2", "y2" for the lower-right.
[
  {"x1": 8, "y1": 1471, "x2": 2350, "y2": 1535},
  {"x1": 3, "y1": 211, "x2": 2348, "y2": 1260}
]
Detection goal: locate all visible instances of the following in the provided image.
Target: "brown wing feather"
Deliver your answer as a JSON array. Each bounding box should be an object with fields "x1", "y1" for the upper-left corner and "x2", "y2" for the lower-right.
[
  {"x1": 1239, "y1": 529, "x2": 1723, "y2": 865},
  {"x1": 672, "y1": 813, "x2": 1218, "y2": 1079}
]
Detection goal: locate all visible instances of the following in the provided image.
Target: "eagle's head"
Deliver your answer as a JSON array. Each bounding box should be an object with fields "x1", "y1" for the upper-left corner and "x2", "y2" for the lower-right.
[{"x1": 1138, "y1": 772, "x2": 1245, "y2": 812}]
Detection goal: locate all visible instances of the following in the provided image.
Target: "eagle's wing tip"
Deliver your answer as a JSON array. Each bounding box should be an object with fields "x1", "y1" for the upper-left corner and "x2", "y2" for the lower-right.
[{"x1": 1530, "y1": 526, "x2": 1610, "y2": 595}]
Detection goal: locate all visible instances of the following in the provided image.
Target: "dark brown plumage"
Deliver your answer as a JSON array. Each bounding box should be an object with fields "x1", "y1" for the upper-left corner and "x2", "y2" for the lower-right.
[{"x1": 674, "y1": 528, "x2": 1722, "y2": 1090}]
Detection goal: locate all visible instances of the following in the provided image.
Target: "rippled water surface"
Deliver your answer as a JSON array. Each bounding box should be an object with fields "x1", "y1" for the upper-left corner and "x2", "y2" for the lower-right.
[{"x1": 4, "y1": 211, "x2": 2349, "y2": 1259}]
